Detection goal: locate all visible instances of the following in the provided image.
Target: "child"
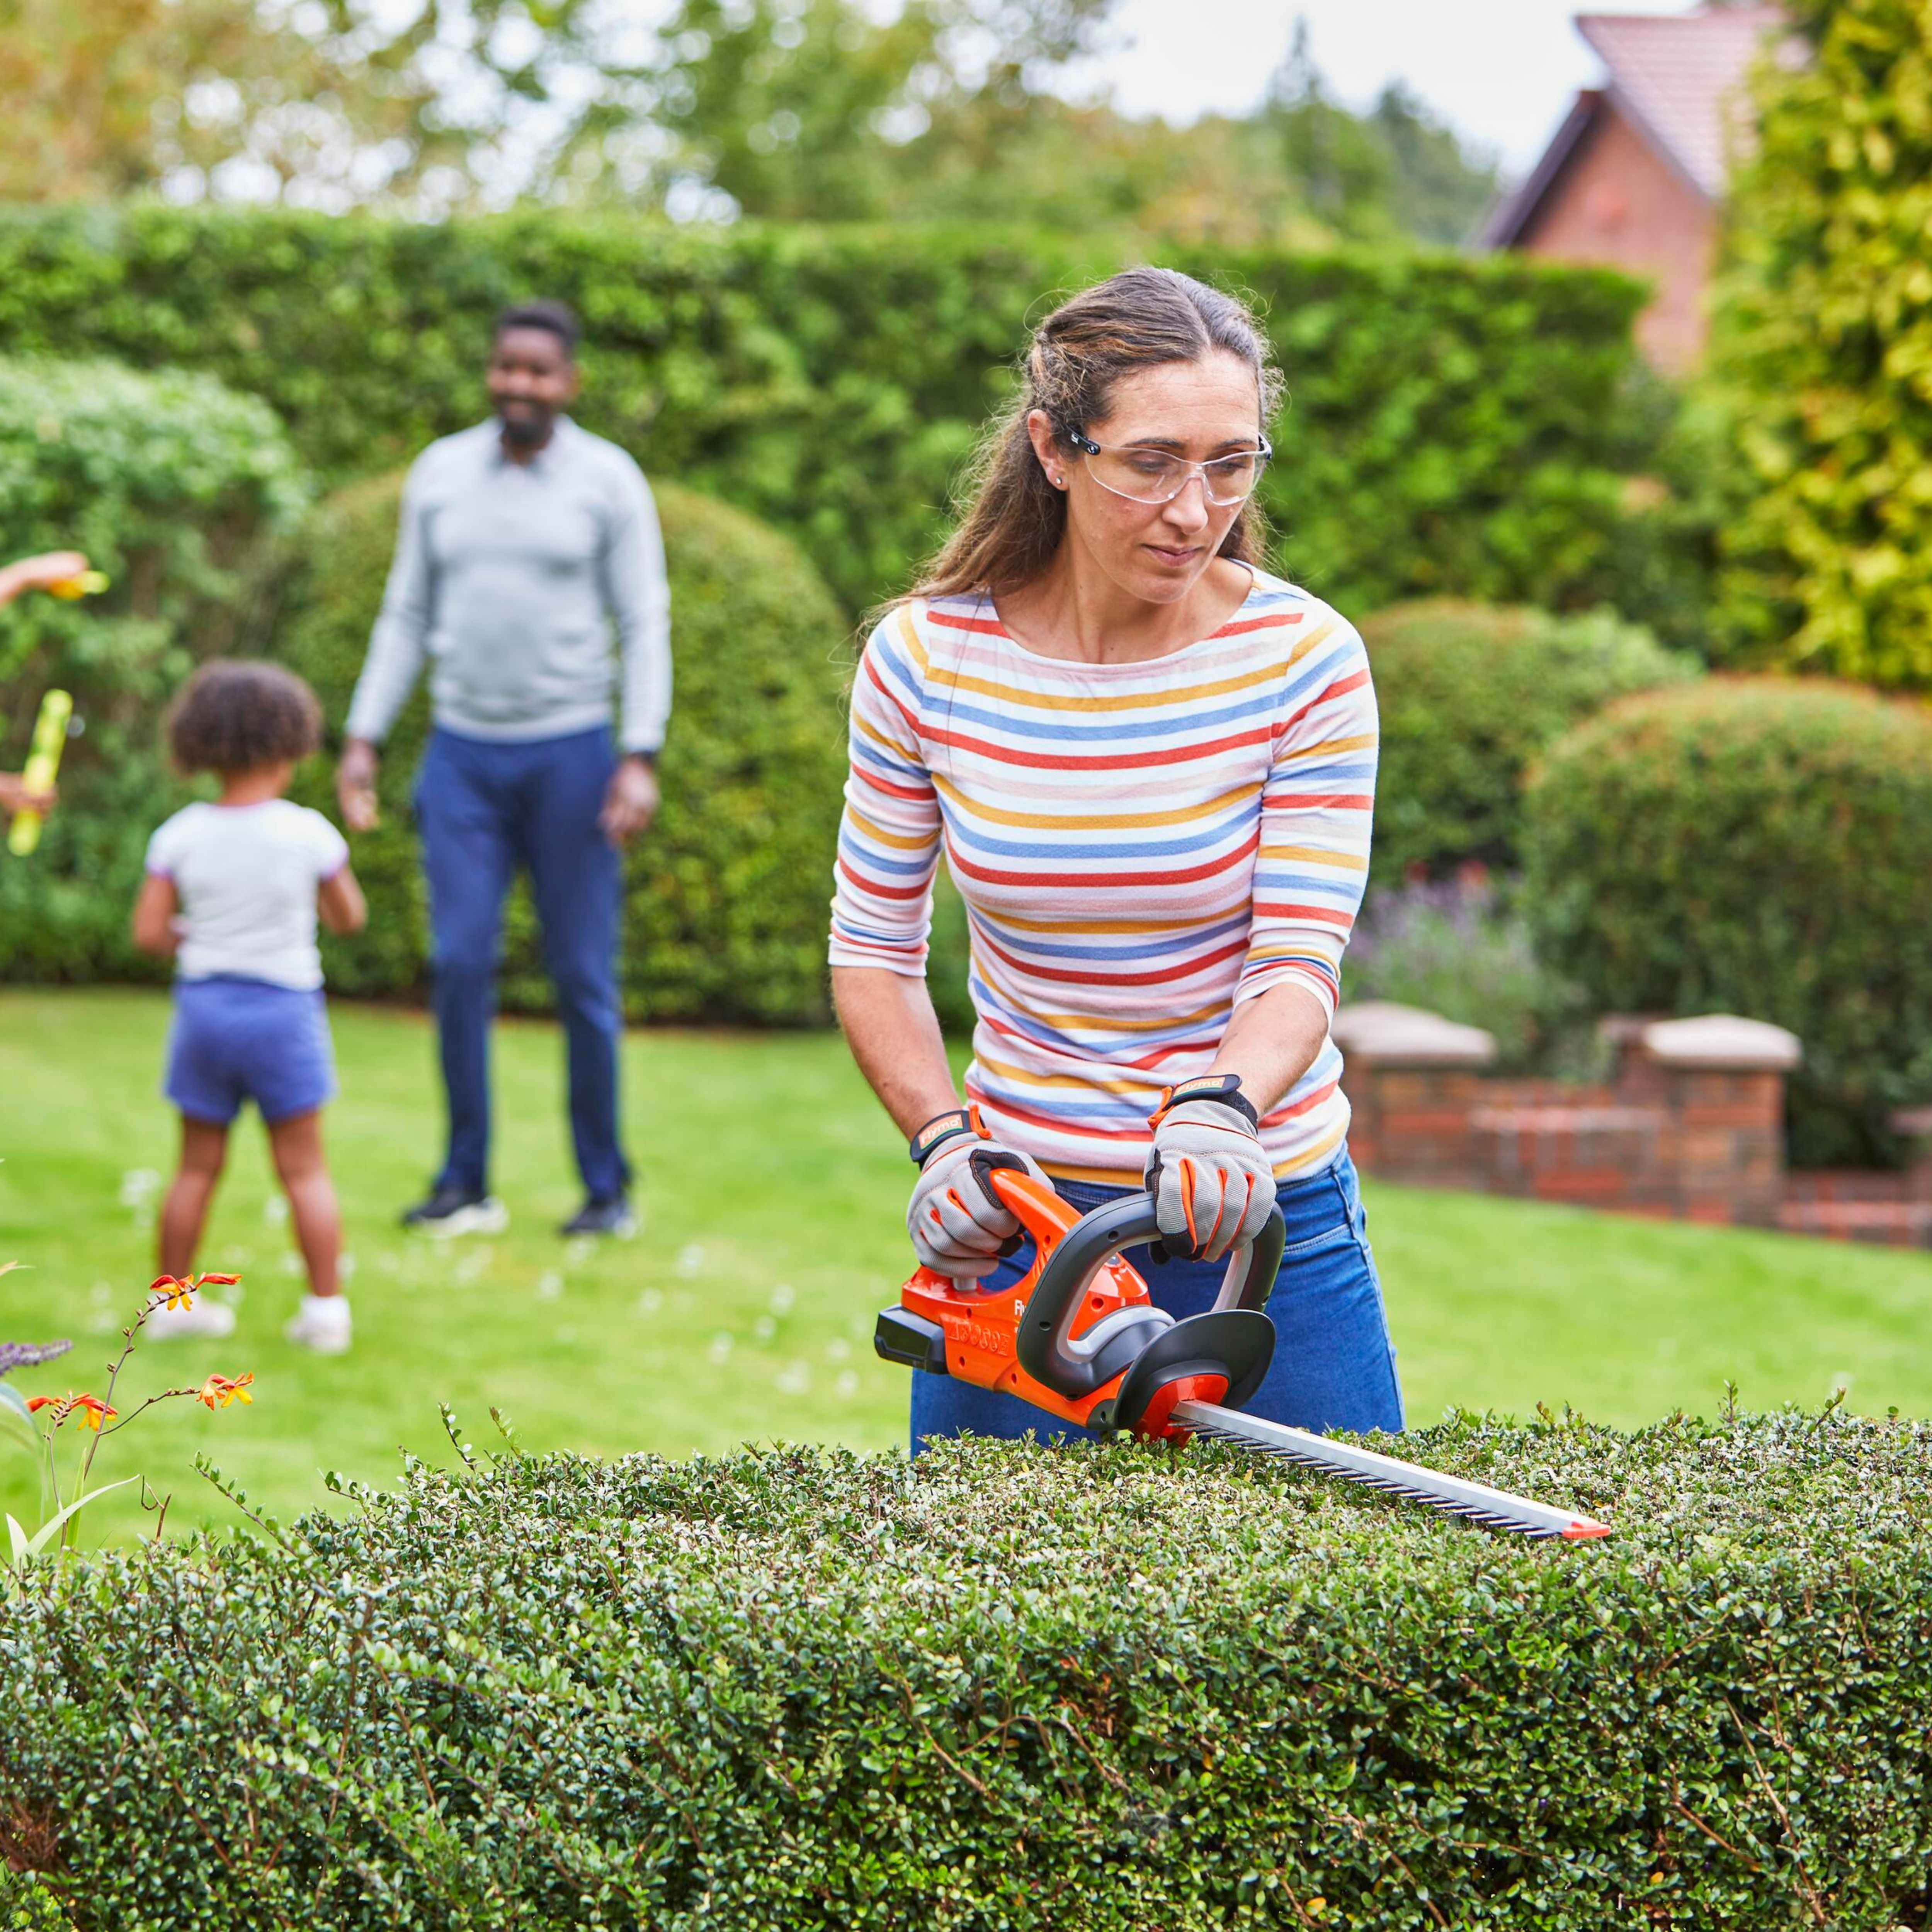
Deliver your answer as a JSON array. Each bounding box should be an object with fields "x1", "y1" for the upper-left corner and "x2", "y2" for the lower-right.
[{"x1": 131, "y1": 661, "x2": 367, "y2": 1353}]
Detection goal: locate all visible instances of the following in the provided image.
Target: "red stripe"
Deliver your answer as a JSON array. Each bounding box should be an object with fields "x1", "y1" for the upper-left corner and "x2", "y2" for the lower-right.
[
  {"x1": 925, "y1": 721, "x2": 1275, "y2": 772},
  {"x1": 968, "y1": 1088, "x2": 1152, "y2": 1143},
  {"x1": 1210, "y1": 611, "x2": 1301, "y2": 638},
  {"x1": 1251, "y1": 901, "x2": 1355, "y2": 926},
  {"x1": 836, "y1": 855, "x2": 929, "y2": 902},
  {"x1": 861, "y1": 651, "x2": 923, "y2": 733},
  {"x1": 974, "y1": 925, "x2": 1251, "y2": 988},
  {"x1": 1265, "y1": 794, "x2": 1373, "y2": 811},
  {"x1": 926, "y1": 607, "x2": 1008, "y2": 636},
  {"x1": 853, "y1": 767, "x2": 935, "y2": 805},
  {"x1": 1276, "y1": 667, "x2": 1372, "y2": 739}
]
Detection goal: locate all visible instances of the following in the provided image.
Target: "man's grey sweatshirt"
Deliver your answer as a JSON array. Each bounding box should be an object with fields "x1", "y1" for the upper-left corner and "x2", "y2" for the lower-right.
[{"x1": 344, "y1": 417, "x2": 671, "y2": 755}]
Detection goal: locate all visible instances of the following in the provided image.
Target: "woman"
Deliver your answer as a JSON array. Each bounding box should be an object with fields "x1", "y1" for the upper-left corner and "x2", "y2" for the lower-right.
[{"x1": 829, "y1": 267, "x2": 1400, "y2": 1449}]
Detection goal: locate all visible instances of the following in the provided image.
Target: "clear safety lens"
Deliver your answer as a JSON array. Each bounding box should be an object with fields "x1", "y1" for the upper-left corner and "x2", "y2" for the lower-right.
[{"x1": 1086, "y1": 446, "x2": 1267, "y2": 506}]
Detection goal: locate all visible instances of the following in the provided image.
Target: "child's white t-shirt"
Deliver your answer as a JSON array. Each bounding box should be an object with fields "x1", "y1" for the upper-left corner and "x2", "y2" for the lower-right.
[{"x1": 144, "y1": 800, "x2": 349, "y2": 991}]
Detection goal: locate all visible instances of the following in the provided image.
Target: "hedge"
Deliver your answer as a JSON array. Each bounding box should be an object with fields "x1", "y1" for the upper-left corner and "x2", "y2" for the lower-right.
[
  {"x1": 5, "y1": 1411, "x2": 1932, "y2": 1926},
  {"x1": 0, "y1": 357, "x2": 308, "y2": 981},
  {"x1": 1523, "y1": 677, "x2": 1932, "y2": 1168},
  {"x1": 1708, "y1": 0, "x2": 1932, "y2": 690},
  {"x1": 0, "y1": 206, "x2": 1666, "y2": 622},
  {"x1": 275, "y1": 470, "x2": 850, "y2": 1025},
  {"x1": 1357, "y1": 599, "x2": 1698, "y2": 889}
]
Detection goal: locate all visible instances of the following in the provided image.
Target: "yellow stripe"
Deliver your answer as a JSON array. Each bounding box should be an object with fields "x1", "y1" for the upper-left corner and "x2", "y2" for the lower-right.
[
  {"x1": 991, "y1": 907, "x2": 1235, "y2": 936},
  {"x1": 974, "y1": 1049, "x2": 1159, "y2": 1099},
  {"x1": 921, "y1": 654, "x2": 1287, "y2": 714},
  {"x1": 1272, "y1": 1119, "x2": 1347, "y2": 1178},
  {"x1": 1259, "y1": 844, "x2": 1368, "y2": 870},
  {"x1": 845, "y1": 805, "x2": 937, "y2": 853},
  {"x1": 1276, "y1": 732, "x2": 1378, "y2": 759},
  {"x1": 896, "y1": 604, "x2": 931, "y2": 671},
  {"x1": 932, "y1": 773, "x2": 1258, "y2": 831}
]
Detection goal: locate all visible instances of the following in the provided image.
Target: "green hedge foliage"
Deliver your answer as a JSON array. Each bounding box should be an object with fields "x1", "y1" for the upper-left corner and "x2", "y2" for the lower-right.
[
  {"x1": 0, "y1": 357, "x2": 308, "y2": 983},
  {"x1": 1708, "y1": 0, "x2": 1932, "y2": 690},
  {"x1": 1358, "y1": 599, "x2": 1699, "y2": 889},
  {"x1": 276, "y1": 471, "x2": 850, "y2": 1025},
  {"x1": 0, "y1": 206, "x2": 1663, "y2": 621},
  {"x1": 5, "y1": 1413, "x2": 1932, "y2": 1926},
  {"x1": 1523, "y1": 677, "x2": 1932, "y2": 1168}
]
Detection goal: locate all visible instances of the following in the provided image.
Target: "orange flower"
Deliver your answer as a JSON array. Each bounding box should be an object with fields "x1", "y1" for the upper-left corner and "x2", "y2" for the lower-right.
[
  {"x1": 27, "y1": 1391, "x2": 115, "y2": 1429},
  {"x1": 148, "y1": 1274, "x2": 196, "y2": 1312},
  {"x1": 194, "y1": 1372, "x2": 254, "y2": 1410},
  {"x1": 196, "y1": 1272, "x2": 240, "y2": 1287}
]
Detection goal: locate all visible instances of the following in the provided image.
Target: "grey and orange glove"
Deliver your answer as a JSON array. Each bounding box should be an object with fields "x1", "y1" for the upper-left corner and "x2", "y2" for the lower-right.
[
  {"x1": 1145, "y1": 1075, "x2": 1277, "y2": 1264},
  {"x1": 906, "y1": 1105, "x2": 1048, "y2": 1280}
]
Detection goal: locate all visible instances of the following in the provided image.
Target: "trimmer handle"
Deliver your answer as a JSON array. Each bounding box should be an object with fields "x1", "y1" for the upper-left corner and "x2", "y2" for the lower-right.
[{"x1": 1004, "y1": 1182, "x2": 1286, "y2": 1398}]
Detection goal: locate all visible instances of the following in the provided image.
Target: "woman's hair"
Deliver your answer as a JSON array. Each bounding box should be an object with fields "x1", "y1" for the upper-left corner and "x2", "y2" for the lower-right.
[
  {"x1": 908, "y1": 267, "x2": 1284, "y2": 604},
  {"x1": 165, "y1": 660, "x2": 323, "y2": 775}
]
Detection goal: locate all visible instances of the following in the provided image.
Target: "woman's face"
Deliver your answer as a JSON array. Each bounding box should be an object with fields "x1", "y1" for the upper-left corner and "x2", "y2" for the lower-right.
[{"x1": 1030, "y1": 351, "x2": 1263, "y2": 607}]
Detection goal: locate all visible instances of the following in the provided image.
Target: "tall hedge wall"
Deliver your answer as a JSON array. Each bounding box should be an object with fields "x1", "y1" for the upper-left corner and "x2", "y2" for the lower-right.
[
  {"x1": 275, "y1": 471, "x2": 850, "y2": 1025},
  {"x1": 0, "y1": 206, "x2": 1656, "y2": 619},
  {"x1": 5, "y1": 1413, "x2": 1932, "y2": 1926}
]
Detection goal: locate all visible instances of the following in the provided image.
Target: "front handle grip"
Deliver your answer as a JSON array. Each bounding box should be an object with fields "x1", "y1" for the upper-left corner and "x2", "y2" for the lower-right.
[{"x1": 1014, "y1": 1190, "x2": 1286, "y2": 1398}]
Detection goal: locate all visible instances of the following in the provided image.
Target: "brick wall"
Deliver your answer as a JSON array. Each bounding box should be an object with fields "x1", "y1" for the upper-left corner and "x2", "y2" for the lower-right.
[{"x1": 1336, "y1": 1007, "x2": 1932, "y2": 1248}]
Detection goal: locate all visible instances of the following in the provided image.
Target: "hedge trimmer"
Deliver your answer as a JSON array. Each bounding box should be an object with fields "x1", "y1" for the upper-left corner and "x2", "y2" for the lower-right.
[{"x1": 876, "y1": 1156, "x2": 1610, "y2": 1541}]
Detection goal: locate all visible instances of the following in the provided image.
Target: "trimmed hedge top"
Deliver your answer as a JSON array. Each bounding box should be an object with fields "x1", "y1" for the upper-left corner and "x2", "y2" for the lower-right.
[{"x1": 6, "y1": 1411, "x2": 1932, "y2": 1927}]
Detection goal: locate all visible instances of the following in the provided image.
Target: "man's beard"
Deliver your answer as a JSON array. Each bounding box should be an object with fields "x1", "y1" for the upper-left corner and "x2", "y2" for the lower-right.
[{"x1": 498, "y1": 406, "x2": 554, "y2": 449}]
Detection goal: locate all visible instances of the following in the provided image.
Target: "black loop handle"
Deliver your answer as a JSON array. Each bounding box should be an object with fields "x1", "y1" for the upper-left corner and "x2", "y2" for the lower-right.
[
  {"x1": 967, "y1": 1149, "x2": 1029, "y2": 1258},
  {"x1": 1015, "y1": 1191, "x2": 1287, "y2": 1398}
]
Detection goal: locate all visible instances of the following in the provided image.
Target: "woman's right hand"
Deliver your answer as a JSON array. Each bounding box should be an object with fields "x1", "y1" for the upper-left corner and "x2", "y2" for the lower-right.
[{"x1": 906, "y1": 1112, "x2": 1048, "y2": 1279}]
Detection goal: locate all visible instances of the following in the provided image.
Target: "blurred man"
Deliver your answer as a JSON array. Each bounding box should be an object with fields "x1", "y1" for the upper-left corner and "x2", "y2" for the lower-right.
[{"x1": 337, "y1": 301, "x2": 670, "y2": 1239}]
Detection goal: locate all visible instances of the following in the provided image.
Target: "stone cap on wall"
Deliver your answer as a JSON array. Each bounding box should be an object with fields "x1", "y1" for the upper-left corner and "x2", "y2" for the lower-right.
[
  {"x1": 1331, "y1": 1001, "x2": 1497, "y2": 1068},
  {"x1": 1639, "y1": 1014, "x2": 1802, "y2": 1071}
]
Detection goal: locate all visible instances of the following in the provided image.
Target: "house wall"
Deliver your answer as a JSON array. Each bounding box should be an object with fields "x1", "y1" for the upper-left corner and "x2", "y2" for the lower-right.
[{"x1": 1517, "y1": 100, "x2": 1716, "y2": 374}]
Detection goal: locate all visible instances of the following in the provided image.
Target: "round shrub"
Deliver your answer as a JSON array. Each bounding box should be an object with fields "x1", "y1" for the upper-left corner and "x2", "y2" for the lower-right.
[
  {"x1": 1523, "y1": 677, "x2": 1932, "y2": 1167},
  {"x1": 1359, "y1": 599, "x2": 1699, "y2": 889},
  {"x1": 277, "y1": 471, "x2": 851, "y2": 1025},
  {"x1": 0, "y1": 355, "x2": 310, "y2": 983}
]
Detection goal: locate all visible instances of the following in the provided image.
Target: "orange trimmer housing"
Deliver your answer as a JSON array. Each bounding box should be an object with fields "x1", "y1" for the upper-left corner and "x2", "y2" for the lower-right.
[{"x1": 875, "y1": 1155, "x2": 1282, "y2": 1440}]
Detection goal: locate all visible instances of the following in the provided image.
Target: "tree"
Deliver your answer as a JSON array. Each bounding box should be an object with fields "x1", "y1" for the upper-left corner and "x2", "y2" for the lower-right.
[{"x1": 1708, "y1": 0, "x2": 1932, "y2": 690}]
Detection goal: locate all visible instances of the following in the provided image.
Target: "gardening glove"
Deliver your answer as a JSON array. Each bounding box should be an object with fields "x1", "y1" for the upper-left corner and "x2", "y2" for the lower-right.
[
  {"x1": 906, "y1": 1105, "x2": 1049, "y2": 1281},
  {"x1": 1145, "y1": 1076, "x2": 1277, "y2": 1265}
]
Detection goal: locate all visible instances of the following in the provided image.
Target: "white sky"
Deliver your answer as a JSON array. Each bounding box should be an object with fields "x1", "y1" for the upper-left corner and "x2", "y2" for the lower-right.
[{"x1": 1083, "y1": 0, "x2": 1696, "y2": 177}]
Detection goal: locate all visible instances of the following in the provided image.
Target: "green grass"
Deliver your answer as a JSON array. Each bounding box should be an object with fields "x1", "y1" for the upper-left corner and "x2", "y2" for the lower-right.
[{"x1": 3, "y1": 988, "x2": 1929, "y2": 1548}]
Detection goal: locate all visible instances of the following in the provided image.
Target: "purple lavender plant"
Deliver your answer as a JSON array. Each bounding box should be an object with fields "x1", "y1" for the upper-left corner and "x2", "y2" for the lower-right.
[{"x1": 0, "y1": 1338, "x2": 72, "y2": 1379}]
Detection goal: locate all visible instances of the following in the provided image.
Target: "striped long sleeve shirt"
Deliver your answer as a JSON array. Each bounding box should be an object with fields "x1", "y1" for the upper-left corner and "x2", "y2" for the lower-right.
[{"x1": 827, "y1": 572, "x2": 1378, "y2": 1183}]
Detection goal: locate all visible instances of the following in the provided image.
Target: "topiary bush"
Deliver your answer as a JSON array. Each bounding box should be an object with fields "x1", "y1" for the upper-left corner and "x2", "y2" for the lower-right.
[
  {"x1": 1523, "y1": 677, "x2": 1932, "y2": 1167},
  {"x1": 276, "y1": 470, "x2": 852, "y2": 1025},
  {"x1": 1358, "y1": 600, "x2": 1699, "y2": 890},
  {"x1": 5, "y1": 1412, "x2": 1932, "y2": 1927},
  {"x1": 0, "y1": 356, "x2": 310, "y2": 984}
]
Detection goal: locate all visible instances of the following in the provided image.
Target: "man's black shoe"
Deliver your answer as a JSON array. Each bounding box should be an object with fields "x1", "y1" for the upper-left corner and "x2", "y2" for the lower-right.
[
  {"x1": 559, "y1": 1196, "x2": 638, "y2": 1239},
  {"x1": 400, "y1": 1187, "x2": 510, "y2": 1238}
]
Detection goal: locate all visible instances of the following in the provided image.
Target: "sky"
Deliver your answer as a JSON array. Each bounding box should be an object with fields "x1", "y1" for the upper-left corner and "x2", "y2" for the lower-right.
[{"x1": 1084, "y1": 0, "x2": 1696, "y2": 178}]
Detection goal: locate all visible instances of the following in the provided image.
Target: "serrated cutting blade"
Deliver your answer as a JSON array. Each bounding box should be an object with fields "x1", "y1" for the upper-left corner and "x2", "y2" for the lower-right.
[{"x1": 1171, "y1": 1401, "x2": 1611, "y2": 1541}]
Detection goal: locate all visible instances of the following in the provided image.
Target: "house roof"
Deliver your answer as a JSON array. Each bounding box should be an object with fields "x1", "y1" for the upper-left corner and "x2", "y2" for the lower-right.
[{"x1": 1481, "y1": 7, "x2": 1786, "y2": 247}]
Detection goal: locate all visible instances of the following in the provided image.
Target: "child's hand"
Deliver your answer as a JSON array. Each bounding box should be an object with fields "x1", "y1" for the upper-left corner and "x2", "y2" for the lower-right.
[
  {"x1": 0, "y1": 551, "x2": 90, "y2": 605},
  {"x1": 0, "y1": 771, "x2": 54, "y2": 820},
  {"x1": 336, "y1": 738, "x2": 380, "y2": 833}
]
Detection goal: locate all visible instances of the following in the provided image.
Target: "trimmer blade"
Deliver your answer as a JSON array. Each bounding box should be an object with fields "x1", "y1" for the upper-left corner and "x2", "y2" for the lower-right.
[{"x1": 1171, "y1": 1402, "x2": 1611, "y2": 1541}]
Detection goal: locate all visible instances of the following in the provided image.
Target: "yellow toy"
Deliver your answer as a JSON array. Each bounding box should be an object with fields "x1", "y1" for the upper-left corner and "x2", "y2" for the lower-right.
[
  {"x1": 44, "y1": 570, "x2": 108, "y2": 600},
  {"x1": 9, "y1": 689, "x2": 73, "y2": 856}
]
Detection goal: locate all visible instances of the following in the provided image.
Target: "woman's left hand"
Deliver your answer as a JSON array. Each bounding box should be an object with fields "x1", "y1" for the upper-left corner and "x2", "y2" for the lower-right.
[{"x1": 1145, "y1": 1083, "x2": 1277, "y2": 1263}]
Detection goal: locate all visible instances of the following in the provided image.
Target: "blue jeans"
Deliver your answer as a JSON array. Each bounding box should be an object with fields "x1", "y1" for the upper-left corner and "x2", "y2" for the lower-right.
[
  {"x1": 909, "y1": 1149, "x2": 1403, "y2": 1450},
  {"x1": 413, "y1": 724, "x2": 629, "y2": 1202}
]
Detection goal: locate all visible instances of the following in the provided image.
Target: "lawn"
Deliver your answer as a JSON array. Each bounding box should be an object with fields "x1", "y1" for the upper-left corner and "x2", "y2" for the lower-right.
[{"x1": 4, "y1": 987, "x2": 1929, "y2": 1547}]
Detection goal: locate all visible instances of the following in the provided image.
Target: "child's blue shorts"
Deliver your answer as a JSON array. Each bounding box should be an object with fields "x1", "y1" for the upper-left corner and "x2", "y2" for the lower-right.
[{"x1": 164, "y1": 975, "x2": 336, "y2": 1127}]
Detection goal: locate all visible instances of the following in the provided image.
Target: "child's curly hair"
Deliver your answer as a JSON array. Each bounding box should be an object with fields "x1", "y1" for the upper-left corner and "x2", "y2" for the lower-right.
[{"x1": 166, "y1": 660, "x2": 323, "y2": 776}]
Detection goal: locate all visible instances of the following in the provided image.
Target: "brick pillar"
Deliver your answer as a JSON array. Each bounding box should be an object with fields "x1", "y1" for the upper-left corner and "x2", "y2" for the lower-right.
[
  {"x1": 1894, "y1": 1110, "x2": 1932, "y2": 1207},
  {"x1": 1639, "y1": 1016, "x2": 1800, "y2": 1226},
  {"x1": 1331, "y1": 1002, "x2": 1497, "y2": 1191}
]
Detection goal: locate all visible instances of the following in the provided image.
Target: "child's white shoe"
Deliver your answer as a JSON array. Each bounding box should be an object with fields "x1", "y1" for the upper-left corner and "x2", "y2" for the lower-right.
[
  {"x1": 284, "y1": 1294, "x2": 351, "y2": 1354},
  {"x1": 144, "y1": 1296, "x2": 237, "y2": 1341}
]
